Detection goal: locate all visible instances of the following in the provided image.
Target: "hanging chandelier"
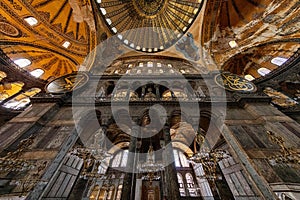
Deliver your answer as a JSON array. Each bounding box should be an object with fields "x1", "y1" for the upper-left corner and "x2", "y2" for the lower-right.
[
  {"x1": 138, "y1": 145, "x2": 164, "y2": 181},
  {"x1": 0, "y1": 135, "x2": 48, "y2": 196},
  {"x1": 266, "y1": 131, "x2": 300, "y2": 165},
  {"x1": 70, "y1": 128, "x2": 112, "y2": 179},
  {"x1": 0, "y1": 135, "x2": 36, "y2": 173},
  {"x1": 188, "y1": 132, "x2": 229, "y2": 180}
]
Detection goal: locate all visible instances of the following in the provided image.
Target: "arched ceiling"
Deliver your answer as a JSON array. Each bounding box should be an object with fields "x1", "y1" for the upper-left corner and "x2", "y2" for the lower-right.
[
  {"x1": 222, "y1": 41, "x2": 299, "y2": 78},
  {"x1": 96, "y1": 0, "x2": 203, "y2": 52},
  {"x1": 202, "y1": 0, "x2": 300, "y2": 77},
  {"x1": 0, "y1": 0, "x2": 97, "y2": 80},
  {"x1": 0, "y1": 0, "x2": 299, "y2": 82}
]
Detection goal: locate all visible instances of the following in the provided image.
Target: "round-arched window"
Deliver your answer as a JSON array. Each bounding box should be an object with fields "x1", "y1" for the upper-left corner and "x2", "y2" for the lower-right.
[{"x1": 257, "y1": 67, "x2": 271, "y2": 76}]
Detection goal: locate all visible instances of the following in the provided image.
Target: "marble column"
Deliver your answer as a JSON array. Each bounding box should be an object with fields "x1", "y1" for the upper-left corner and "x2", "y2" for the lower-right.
[
  {"x1": 125, "y1": 87, "x2": 131, "y2": 101},
  {"x1": 121, "y1": 125, "x2": 138, "y2": 200},
  {"x1": 155, "y1": 84, "x2": 160, "y2": 100},
  {"x1": 163, "y1": 124, "x2": 180, "y2": 200},
  {"x1": 141, "y1": 86, "x2": 146, "y2": 100}
]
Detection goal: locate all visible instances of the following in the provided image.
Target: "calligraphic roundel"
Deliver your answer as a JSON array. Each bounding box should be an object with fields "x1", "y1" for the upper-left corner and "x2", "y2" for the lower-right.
[
  {"x1": 215, "y1": 72, "x2": 257, "y2": 92},
  {"x1": 45, "y1": 72, "x2": 89, "y2": 94}
]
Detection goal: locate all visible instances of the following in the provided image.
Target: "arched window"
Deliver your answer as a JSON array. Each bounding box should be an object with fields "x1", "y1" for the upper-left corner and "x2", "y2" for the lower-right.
[
  {"x1": 174, "y1": 149, "x2": 181, "y2": 167},
  {"x1": 112, "y1": 152, "x2": 122, "y2": 167},
  {"x1": 185, "y1": 173, "x2": 195, "y2": 188},
  {"x1": 62, "y1": 41, "x2": 71, "y2": 48},
  {"x1": 193, "y1": 164, "x2": 214, "y2": 197},
  {"x1": 111, "y1": 150, "x2": 128, "y2": 168},
  {"x1": 24, "y1": 16, "x2": 38, "y2": 26},
  {"x1": 179, "y1": 151, "x2": 189, "y2": 167},
  {"x1": 228, "y1": 40, "x2": 238, "y2": 48},
  {"x1": 271, "y1": 57, "x2": 288, "y2": 66},
  {"x1": 2, "y1": 88, "x2": 41, "y2": 110},
  {"x1": 88, "y1": 173, "x2": 123, "y2": 200},
  {"x1": 98, "y1": 156, "x2": 109, "y2": 175},
  {"x1": 177, "y1": 173, "x2": 186, "y2": 196},
  {"x1": 147, "y1": 62, "x2": 153, "y2": 67},
  {"x1": 173, "y1": 149, "x2": 189, "y2": 167},
  {"x1": 186, "y1": 173, "x2": 198, "y2": 196},
  {"x1": 244, "y1": 74, "x2": 255, "y2": 81},
  {"x1": 89, "y1": 185, "x2": 100, "y2": 200},
  {"x1": 257, "y1": 67, "x2": 271, "y2": 76},
  {"x1": 121, "y1": 150, "x2": 128, "y2": 167},
  {"x1": 115, "y1": 184, "x2": 123, "y2": 200},
  {"x1": 13, "y1": 58, "x2": 31, "y2": 68},
  {"x1": 30, "y1": 69, "x2": 44, "y2": 78},
  {"x1": 98, "y1": 186, "x2": 108, "y2": 200},
  {"x1": 106, "y1": 184, "x2": 115, "y2": 200},
  {"x1": 100, "y1": 8, "x2": 107, "y2": 15}
]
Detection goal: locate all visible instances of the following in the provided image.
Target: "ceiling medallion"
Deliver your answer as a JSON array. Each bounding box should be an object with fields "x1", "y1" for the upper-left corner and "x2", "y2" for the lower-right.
[
  {"x1": 0, "y1": 21, "x2": 21, "y2": 37},
  {"x1": 133, "y1": 0, "x2": 166, "y2": 16},
  {"x1": 96, "y1": 0, "x2": 203, "y2": 52},
  {"x1": 215, "y1": 72, "x2": 257, "y2": 92}
]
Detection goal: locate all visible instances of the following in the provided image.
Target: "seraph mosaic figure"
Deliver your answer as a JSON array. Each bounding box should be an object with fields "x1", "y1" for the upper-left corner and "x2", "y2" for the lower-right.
[{"x1": 176, "y1": 32, "x2": 200, "y2": 61}]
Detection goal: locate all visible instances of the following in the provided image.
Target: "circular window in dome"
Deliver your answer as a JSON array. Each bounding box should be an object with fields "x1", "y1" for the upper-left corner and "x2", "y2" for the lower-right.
[{"x1": 96, "y1": 0, "x2": 204, "y2": 52}]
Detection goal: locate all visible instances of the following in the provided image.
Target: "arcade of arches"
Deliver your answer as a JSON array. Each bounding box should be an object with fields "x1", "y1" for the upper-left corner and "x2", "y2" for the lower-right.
[{"x1": 0, "y1": 0, "x2": 300, "y2": 200}]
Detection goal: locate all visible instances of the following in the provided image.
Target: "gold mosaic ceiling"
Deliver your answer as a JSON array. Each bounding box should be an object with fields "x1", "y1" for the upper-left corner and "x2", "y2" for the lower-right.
[
  {"x1": 0, "y1": 0, "x2": 96, "y2": 80},
  {"x1": 96, "y1": 0, "x2": 203, "y2": 52},
  {"x1": 0, "y1": 0, "x2": 299, "y2": 81}
]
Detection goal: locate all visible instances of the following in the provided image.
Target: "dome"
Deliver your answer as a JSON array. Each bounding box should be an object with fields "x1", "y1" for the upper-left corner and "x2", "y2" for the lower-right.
[{"x1": 96, "y1": 0, "x2": 203, "y2": 52}]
